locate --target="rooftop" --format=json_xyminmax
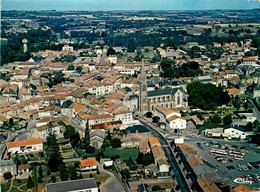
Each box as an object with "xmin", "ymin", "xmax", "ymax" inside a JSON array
[
  {"xmin": 7, "ymin": 138, "xmax": 42, "ymax": 148},
  {"xmin": 46, "ymin": 178, "xmax": 97, "ymax": 192}
]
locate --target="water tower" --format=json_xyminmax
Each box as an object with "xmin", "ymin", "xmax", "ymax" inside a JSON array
[{"xmin": 22, "ymin": 39, "xmax": 28, "ymax": 53}]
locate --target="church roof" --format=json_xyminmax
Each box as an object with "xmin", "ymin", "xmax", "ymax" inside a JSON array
[
  {"xmin": 147, "ymin": 88, "xmax": 173, "ymax": 97},
  {"xmin": 147, "ymin": 88, "xmax": 184, "ymax": 97}
]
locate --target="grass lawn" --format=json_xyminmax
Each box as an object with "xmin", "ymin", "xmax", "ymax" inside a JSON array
[
  {"xmin": 94, "ymin": 173, "xmax": 110, "ymax": 183},
  {"xmin": 104, "ymin": 148, "xmax": 138, "ymax": 160},
  {"xmin": 1, "ymin": 180, "xmax": 11, "ymax": 191}
]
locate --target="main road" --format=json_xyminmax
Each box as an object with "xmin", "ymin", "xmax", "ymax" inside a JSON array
[{"xmin": 138, "ymin": 117, "xmax": 191, "ymax": 192}]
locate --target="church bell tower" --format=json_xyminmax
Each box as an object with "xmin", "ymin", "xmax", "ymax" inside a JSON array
[{"xmin": 138, "ymin": 60, "xmax": 148, "ymax": 113}]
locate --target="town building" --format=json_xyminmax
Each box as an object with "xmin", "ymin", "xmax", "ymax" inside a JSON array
[
  {"xmin": 46, "ymin": 178, "xmax": 98, "ymax": 192},
  {"xmin": 80, "ymin": 159, "xmax": 98, "ymax": 171},
  {"xmin": 7, "ymin": 138, "xmax": 43, "ymax": 155},
  {"xmin": 0, "ymin": 159, "xmax": 17, "ymax": 178}
]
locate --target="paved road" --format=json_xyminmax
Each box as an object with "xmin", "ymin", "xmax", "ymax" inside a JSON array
[
  {"xmin": 99, "ymin": 164, "xmax": 125, "ymax": 192},
  {"xmin": 138, "ymin": 117, "xmax": 191, "ymax": 192}
]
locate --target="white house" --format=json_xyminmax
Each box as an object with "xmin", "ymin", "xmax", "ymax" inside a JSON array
[
  {"xmin": 80, "ymin": 159, "xmax": 98, "ymax": 171},
  {"xmin": 224, "ymin": 127, "xmax": 249, "ymax": 140},
  {"xmin": 154, "ymin": 105, "xmax": 181, "ymax": 122},
  {"xmin": 114, "ymin": 109, "xmax": 133, "ymax": 125},
  {"xmin": 101, "ymin": 158, "xmax": 113, "ymax": 167},
  {"xmin": 36, "ymin": 122, "xmax": 62, "ymax": 140},
  {"xmin": 107, "ymin": 55, "xmax": 117, "ymax": 64},
  {"xmin": 62, "ymin": 45, "xmax": 73, "ymax": 51},
  {"xmin": 158, "ymin": 159, "xmax": 170, "ymax": 172},
  {"xmin": 7, "ymin": 138, "xmax": 43, "ymax": 155},
  {"xmin": 166, "ymin": 116, "xmax": 187, "ymax": 130}
]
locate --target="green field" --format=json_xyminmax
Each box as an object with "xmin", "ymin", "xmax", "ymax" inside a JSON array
[{"xmin": 104, "ymin": 148, "xmax": 138, "ymax": 160}]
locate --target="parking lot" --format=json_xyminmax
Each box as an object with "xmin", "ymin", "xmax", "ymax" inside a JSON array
[{"xmin": 189, "ymin": 141, "xmax": 260, "ymax": 189}]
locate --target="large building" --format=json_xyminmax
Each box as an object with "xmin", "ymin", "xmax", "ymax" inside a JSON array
[
  {"xmin": 46, "ymin": 178, "xmax": 98, "ymax": 192},
  {"xmin": 138, "ymin": 62, "xmax": 188, "ymax": 113},
  {"xmin": 7, "ymin": 138, "xmax": 43, "ymax": 155}
]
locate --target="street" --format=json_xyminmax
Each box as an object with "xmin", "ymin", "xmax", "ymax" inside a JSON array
[{"xmin": 138, "ymin": 117, "xmax": 191, "ymax": 192}]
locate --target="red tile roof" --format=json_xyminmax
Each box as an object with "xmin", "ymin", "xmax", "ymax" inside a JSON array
[
  {"xmin": 7, "ymin": 138, "xmax": 42, "ymax": 148},
  {"xmin": 80, "ymin": 159, "xmax": 98, "ymax": 167}
]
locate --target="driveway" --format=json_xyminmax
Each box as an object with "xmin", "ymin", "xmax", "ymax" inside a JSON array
[{"xmin": 99, "ymin": 164, "xmax": 125, "ymax": 192}]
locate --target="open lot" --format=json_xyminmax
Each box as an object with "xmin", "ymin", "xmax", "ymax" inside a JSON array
[{"xmin": 190, "ymin": 141, "xmax": 260, "ymax": 188}]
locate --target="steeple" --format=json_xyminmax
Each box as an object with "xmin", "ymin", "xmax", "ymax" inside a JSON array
[
  {"xmin": 141, "ymin": 59, "xmax": 146, "ymax": 82},
  {"xmin": 138, "ymin": 59, "xmax": 149, "ymax": 113}
]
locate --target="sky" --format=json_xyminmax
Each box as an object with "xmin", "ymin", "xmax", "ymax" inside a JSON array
[{"xmin": 1, "ymin": 0, "xmax": 260, "ymax": 11}]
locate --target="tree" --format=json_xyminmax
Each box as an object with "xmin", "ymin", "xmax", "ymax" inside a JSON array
[
  {"xmin": 152, "ymin": 185, "xmax": 162, "ymax": 191},
  {"xmin": 46, "ymin": 134, "xmax": 63, "ymax": 172},
  {"xmin": 145, "ymin": 112, "xmax": 153, "ymax": 118},
  {"xmin": 106, "ymin": 130, "xmax": 112, "ymax": 141},
  {"xmin": 59, "ymin": 163, "xmax": 68, "ymax": 181},
  {"xmin": 120, "ymin": 169, "xmax": 131, "ymax": 179},
  {"xmin": 142, "ymin": 153, "xmax": 153, "ymax": 166},
  {"xmin": 38, "ymin": 166, "xmax": 43, "ymax": 178},
  {"xmin": 68, "ymin": 165, "xmax": 78, "ymax": 180},
  {"xmin": 67, "ymin": 64, "xmax": 75, "ymax": 70},
  {"xmin": 76, "ymin": 66, "xmax": 83, "ymax": 73},
  {"xmin": 111, "ymin": 138, "xmax": 121, "ymax": 148},
  {"xmin": 27, "ymin": 176, "xmax": 34, "ymax": 188},
  {"xmin": 38, "ymin": 176, "xmax": 43, "ymax": 183},
  {"xmin": 128, "ymin": 38, "xmax": 136, "ymax": 52},
  {"xmin": 223, "ymin": 114, "xmax": 232, "ymax": 125},
  {"xmin": 152, "ymin": 116, "xmax": 160, "ymax": 124},
  {"xmin": 85, "ymin": 145, "xmax": 95, "ymax": 153},
  {"xmin": 3, "ymin": 172, "xmax": 12, "ymax": 180},
  {"xmin": 210, "ymin": 114, "xmax": 222, "ymax": 124},
  {"xmin": 81, "ymin": 121, "xmax": 90, "ymax": 149},
  {"xmin": 246, "ymin": 122, "xmax": 253, "ymax": 131},
  {"xmin": 107, "ymin": 47, "xmax": 116, "ymax": 56},
  {"xmin": 187, "ymin": 81, "xmax": 230, "ymax": 110},
  {"xmin": 97, "ymin": 167, "xmax": 100, "ymax": 175},
  {"xmin": 78, "ymin": 173, "xmax": 83, "ymax": 179},
  {"xmin": 126, "ymin": 157, "xmax": 138, "ymax": 170},
  {"xmin": 50, "ymin": 175, "xmax": 56, "ymax": 183}
]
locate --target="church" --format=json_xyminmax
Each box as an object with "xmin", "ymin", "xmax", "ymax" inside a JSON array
[{"xmin": 138, "ymin": 62, "xmax": 188, "ymax": 114}]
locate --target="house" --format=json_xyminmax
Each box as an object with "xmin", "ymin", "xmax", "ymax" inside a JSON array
[
  {"xmin": 18, "ymin": 164, "xmax": 30, "ymax": 175},
  {"xmin": 80, "ymin": 159, "xmax": 98, "ymax": 171},
  {"xmin": 7, "ymin": 138, "xmax": 43, "ymax": 155},
  {"xmin": 154, "ymin": 105, "xmax": 181, "ymax": 122},
  {"xmin": 0, "ymin": 159, "xmax": 17, "ymax": 178},
  {"xmin": 126, "ymin": 125, "xmax": 152, "ymax": 139},
  {"xmin": 90, "ymin": 130, "xmax": 106, "ymax": 149},
  {"xmin": 100, "ymin": 158, "xmax": 113, "ymax": 167},
  {"xmin": 148, "ymin": 136, "xmax": 161, "ymax": 148},
  {"xmin": 46, "ymin": 178, "xmax": 98, "ymax": 192},
  {"xmin": 224, "ymin": 126, "xmax": 249, "ymax": 140},
  {"xmin": 139, "ymin": 140, "xmax": 151, "ymax": 154},
  {"xmin": 36, "ymin": 122, "xmax": 62, "ymax": 140},
  {"xmin": 121, "ymin": 135, "xmax": 144, "ymax": 148},
  {"xmin": 166, "ymin": 116, "xmax": 187, "ymax": 130},
  {"xmin": 204, "ymin": 128, "xmax": 229, "ymax": 138},
  {"xmin": 114, "ymin": 109, "xmax": 133, "ymax": 126}
]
